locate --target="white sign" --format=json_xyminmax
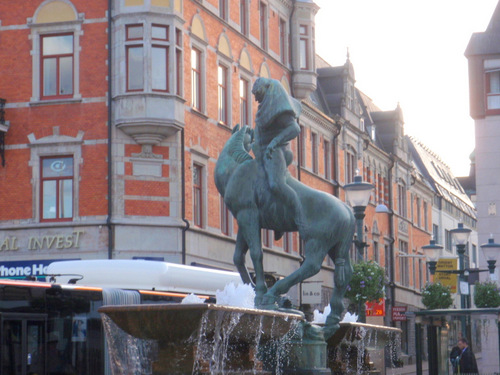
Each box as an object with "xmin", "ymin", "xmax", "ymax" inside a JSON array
[
  {"xmin": 460, "ymin": 281, "xmax": 470, "ymax": 295},
  {"xmin": 301, "ymin": 282, "xmax": 322, "ymax": 304}
]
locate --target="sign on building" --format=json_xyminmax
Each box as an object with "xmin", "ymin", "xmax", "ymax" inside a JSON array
[
  {"xmin": 366, "ymin": 298, "xmax": 385, "ymax": 316},
  {"xmin": 301, "ymin": 281, "xmax": 322, "ymax": 304},
  {"xmin": 435, "ymin": 258, "xmax": 458, "ymax": 293},
  {"xmin": 392, "ymin": 306, "xmax": 408, "ymax": 321}
]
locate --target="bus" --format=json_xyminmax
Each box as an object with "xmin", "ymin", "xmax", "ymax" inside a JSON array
[{"xmin": 0, "ymin": 259, "xmax": 242, "ymax": 375}]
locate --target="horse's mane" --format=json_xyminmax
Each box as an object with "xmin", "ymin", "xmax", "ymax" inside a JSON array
[{"xmin": 224, "ymin": 125, "xmax": 253, "ymax": 163}]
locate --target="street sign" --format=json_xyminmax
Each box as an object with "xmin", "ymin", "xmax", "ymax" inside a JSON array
[
  {"xmin": 435, "ymin": 258, "xmax": 458, "ymax": 293},
  {"xmin": 392, "ymin": 306, "xmax": 407, "ymax": 321}
]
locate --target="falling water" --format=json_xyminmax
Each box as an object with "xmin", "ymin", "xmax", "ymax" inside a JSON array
[{"xmin": 101, "ymin": 289, "xmax": 156, "ymax": 375}]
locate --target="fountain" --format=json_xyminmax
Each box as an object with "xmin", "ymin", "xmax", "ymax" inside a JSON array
[{"xmin": 99, "ymin": 79, "xmax": 400, "ymax": 374}]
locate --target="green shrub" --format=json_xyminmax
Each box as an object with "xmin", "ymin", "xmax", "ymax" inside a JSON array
[
  {"xmin": 421, "ymin": 282, "xmax": 453, "ymax": 310},
  {"xmin": 474, "ymin": 281, "xmax": 500, "ymax": 308},
  {"xmin": 345, "ymin": 260, "xmax": 386, "ymax": 304}
]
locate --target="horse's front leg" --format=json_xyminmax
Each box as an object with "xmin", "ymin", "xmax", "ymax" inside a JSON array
[
  {"xmin": 237, "ymin": 209, "xmax": 267, "ymax": 306},
  {"xmin": 233, "ymin": 230, "xmax": 253, "ymax": 286}
]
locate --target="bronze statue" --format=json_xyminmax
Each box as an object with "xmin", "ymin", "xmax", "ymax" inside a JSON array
[{"xmin": 214, "ymin": 78, "xmax": 355, "ymax": 338}]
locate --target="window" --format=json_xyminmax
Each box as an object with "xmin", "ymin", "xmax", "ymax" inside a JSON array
[
  {"xmin": 191, "ymin": 47, "xmax": 202, "ymax": 111},
  {"xmin": 345, "ymin": 148, "xmax": 356, "ymax": 183},
  {"xmin": 299, "ymin": 25, "xmax": 309, "ymax": 70},
  {"xmin": 240, "ymin": 78, "xmax": 250, "ymax": 126},
  {"xmin": 152, "ymin": 25, "xmax": 169, "ymax": 92},
  {"xmin": 260, "ymin": 2, "xmax": 268, "ymax": 50},
  {"xmin": 279, "ymin": 19, "xmax": 287, "ymax": 64},
  {"xmin": 220, "ymin": 198, "xmax": 230, "ymax": 235},
  {"xmin": 41, "ymin": 34, "xmax": 74, "ymax": 99},
  {"xmin": 423, "ymin": 201, "xmax": 428, "ymax": 231},
  {"xmin": 487, "ymin": 71, "xmax": 500, "ymax": 109},
  {"xmin": 218, "ymin": 65, "xmax": 228, "ymax": 125},
  {"xmin": 311, "ymin": 132, "xmax": 318, "ymax": 173},
  {"xmin": 399, "ymin": 240, "xmax": 409, "ymax": 287},
  {"xmin": 373, "ymin": 241, "xmax": 379, "ymax": 263},
  {"xmin": 240, "ymin": 0, "xmax": 248, "ymax": 36},
  {"xmin": 416, "ymin": 197, "xmax": 421, "ymax": 227},
  {"xmin": 485, "ymin": 60, "xmax": 500, "ymax": 111},
  {"xmin": 193, "ymin": 164, "xmax": 203, "ymax": 227},
  {"xmin": 433, "ymin": 224, "xmax": 439, "ymax": 243},
  {"xmin": 262, "ymin": 229, "xmax": 271, "ymax": 248},
  {"xmin": 41, "ymin": 156, "xmax": 73, "ymax": 221},
  {"xmin": 175, "ymin": 28, "xmax": 183, "ymax": 96},
  {"xmin": 445, "ymin": 229, "xmax": 452, "ymax": 251},
  {"xmin": 299, "ymin": 126, "xmax": 306, "ymax": 168},
  {"xmin": 283, "ymin": 232, "xmax": 293, "ymax": 253},
  {"xmin": 126, "ymin": 25, "xmax": 144, "ymax": 91},
  {"xmin": 324, "ymin": 140, "xmax": 331, "ymax": 180},
  {"xmin": 398, "ymin": 183, "xmax": 407, "ymax": 218},
  {"xmin": 219, "ymin": 0, "xmax": 228, "ymax": 21},
  {"xmin": 124, "ymin": 24, "xmax": 171, "ymax": 93}
]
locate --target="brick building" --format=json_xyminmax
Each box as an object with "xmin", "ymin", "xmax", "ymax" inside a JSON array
[{"xmin": 0, "ymin": 0, "xmax": 464, "ymax": 364}]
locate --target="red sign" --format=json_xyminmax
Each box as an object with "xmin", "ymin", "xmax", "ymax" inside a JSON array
[
  {"xmin": 365, "ymin": 299, "xmax": 385, "ymax": 316},
  {"xmin": 392, "ymin": 306, "xmax": 408, "ymax": 321}
]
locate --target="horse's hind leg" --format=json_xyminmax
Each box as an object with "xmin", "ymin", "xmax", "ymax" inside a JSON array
[
  {"xmin": 262, "ymin": 238, "xmax": 325, "ymax": 307},
  {"xmin": 234, "ymin": 231, "xmax": 253, "ymax": 286},
  {"xmin": 236, "ymin": 209, "xmax": 267, "ymax": 306},
  {"xmin": 324, "ymin": 244, "xmax": 353, "ymax": 339}
]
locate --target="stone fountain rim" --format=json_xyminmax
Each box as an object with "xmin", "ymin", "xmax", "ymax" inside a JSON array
[{"xmin": 99, "ymin": 302, "xmax": 305, "ymax": 320}]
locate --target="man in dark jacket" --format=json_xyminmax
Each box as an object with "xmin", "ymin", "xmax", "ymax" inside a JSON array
[{"xmin": 457, "ymin": 338, "xmax": 478, "ymax": 374}]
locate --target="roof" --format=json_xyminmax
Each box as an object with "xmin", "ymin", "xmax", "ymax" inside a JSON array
[
  {"xmin": 465, "ymin": 1, "xmax": 500, "ymax": 56},
  {"xmin": 408, "ymin": 136, "xmax": 476, "ymax": 219}
]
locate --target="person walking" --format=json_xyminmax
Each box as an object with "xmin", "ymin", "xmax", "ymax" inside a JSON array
[{"xmin": 457, "ymin": 338, "xmax": 478, "ymax": 374}]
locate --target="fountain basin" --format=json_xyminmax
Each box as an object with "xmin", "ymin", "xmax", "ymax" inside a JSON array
[{"xmin": 99, "ymin": 303, "xmax": 304, "ymax": 374}]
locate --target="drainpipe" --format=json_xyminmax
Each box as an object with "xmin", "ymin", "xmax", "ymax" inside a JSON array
[
  {"xmin": 332, "ymin": 121, "xmax": 341, "ymax": 197},
  {"xmin": 181, "ymin": 129, "xmax": 189, "ymax": 265},
  {"xmin": 388, "ymin": 155, "xmax": 396, "ymax": 326},
  {"xmin": 106, "ymin": 0, "xmax": 114, "ymax": 259}
]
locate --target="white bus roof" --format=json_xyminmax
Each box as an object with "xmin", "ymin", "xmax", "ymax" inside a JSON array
[{"xmin": 46, "ymin": 260, "xmax": 242, "ymax": 296}]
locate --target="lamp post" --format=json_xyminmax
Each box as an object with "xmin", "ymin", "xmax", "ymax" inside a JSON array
[
  {"xmin": 344, "ymin": 175, "xmax": 374, "ymax": 263},
  {"xmin": 422, "ymin": 239, "xmax": 444, "ymax": 277},
  {"xmin": 480, "ymin": 237, "xmax": 500, "ymax": 278},
  {"xmin": 450, "ymin": 223, "xmax": 472, "ymax": 310}
]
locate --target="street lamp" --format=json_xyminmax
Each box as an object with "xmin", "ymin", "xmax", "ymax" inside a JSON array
[
  {"xmin": 422, "ymin": 239, "xmax": 444, "ymax": 276},
  {"xmin": 344, "ymin": 175, "xmax": 374, "ymax": 262},
  {"xmin": 480, "ymin": 237, "xmax": 500, "ymax": 277},
  {"xmin": 450, "ymin": 223, "xmax": 472, "ymax": 310}
]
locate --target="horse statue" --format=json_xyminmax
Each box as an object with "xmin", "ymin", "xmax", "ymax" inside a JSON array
[{"xmin": 215, "ymin": 106, "xmax": 355, "ymax": 338}]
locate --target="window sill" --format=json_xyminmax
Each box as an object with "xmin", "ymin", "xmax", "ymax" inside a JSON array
[
  {"xmin": 30, "ymin": 98, "xmax": 82, "ymax": 107},
  {"xmin": 190, "ymin": 108, "xmax": 209, "ymax": 120},
  {"xmin": 217, "ymin": 122, "xmax": 233, "ymax": 132}
]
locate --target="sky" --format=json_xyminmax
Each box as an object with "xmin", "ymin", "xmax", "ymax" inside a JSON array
[{"xmin": 313, "ymin": 0, "xmax": 499, "ymax": 177}]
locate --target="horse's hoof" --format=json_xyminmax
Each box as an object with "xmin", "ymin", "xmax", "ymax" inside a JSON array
[{"xmin": 257, "ymin": 303, "xmax": 279, "ymax": 311}]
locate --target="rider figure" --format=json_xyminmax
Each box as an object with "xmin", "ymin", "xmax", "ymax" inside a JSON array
[{"xmin": 252, "ymin": 78, "xmax": 302, "ymax": 230}]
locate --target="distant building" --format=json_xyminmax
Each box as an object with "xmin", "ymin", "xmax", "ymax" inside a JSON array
[
  {"xmin": 409, "ymin": 137, "xmax": 478, "ymax": 306},
  {"xmin": 465, "ymin": 0, "xmax": 500, "ymax": 281}
]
